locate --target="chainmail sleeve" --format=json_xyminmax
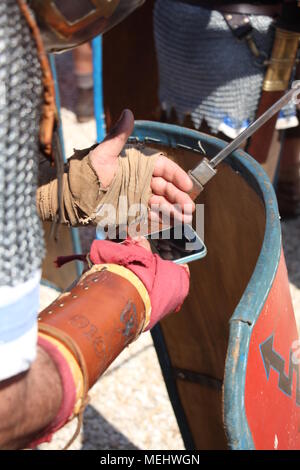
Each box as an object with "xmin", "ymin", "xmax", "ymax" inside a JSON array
[{"xmin": 0, "ymin": 0, "xmax": 44, "ymax": 287}]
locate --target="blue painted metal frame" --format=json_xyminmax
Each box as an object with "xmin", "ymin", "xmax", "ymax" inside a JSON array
[
  {"xmin": 92, "ymin": 36, "xmax": 107, "ymax": 241},
  {"xmin": 130, "ymin": 121, "xmax": 282, "ymax": 450},
  {"xmin": 92, "ymin": 36, "xmax": 106, "ymax": 143},
  {"xmin": 49, "ymin": 55, "xmax": 82, "ymax": 276}
]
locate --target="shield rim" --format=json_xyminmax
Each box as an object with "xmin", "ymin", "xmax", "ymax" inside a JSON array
[{"xmin": 129, "ymin": 121, "xmax": 281, "ymax": 450}]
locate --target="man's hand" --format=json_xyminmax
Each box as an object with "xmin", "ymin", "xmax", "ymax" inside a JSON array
[
  {"xmin": 90, "ymin": 109, "xmax": 195, "ymax": 224},
  {"xmin": 90, "ymin": 236, "xmax": 190, "ymax": 331}
]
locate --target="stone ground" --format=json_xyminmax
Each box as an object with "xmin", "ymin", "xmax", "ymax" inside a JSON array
[{"xmin": 38, "ymin": 53, "xmax": 300, "ymax": 450}]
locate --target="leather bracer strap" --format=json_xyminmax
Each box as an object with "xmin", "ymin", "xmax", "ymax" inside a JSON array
[
  {"xmin": 38, "ymin": 264, "xmax": 151, "ymax": 393},
  {"xmin": 18, "ymin": 0, "xmax": 57, "ymax": 159}
]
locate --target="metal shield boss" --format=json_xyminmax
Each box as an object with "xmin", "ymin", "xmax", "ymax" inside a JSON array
[{"xmin": 29, "ymin": 0, "xmax": 145, "ymax": 52}]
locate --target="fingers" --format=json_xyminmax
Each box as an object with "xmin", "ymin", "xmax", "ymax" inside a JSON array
[
  {"xmin": 149, "ymin": 194, "xmax": 193, "ymax": 225},
  {"xmin": 130, "ymin": 236, "xmax": 152, "ymax": 252},
  {"xmin": 181, "ymin": 264, "xmax": 190, "ymax": 277},
  {"xmin": 91, "ymin": 109, "xmax": 134, "ymax": 164},
  {"xmin": 153, "ymin": 155, "xmax": 193, "ymax": 193},
  {"xmin": 89, "ymin": 109, "xmax": 134, "ymax": 185},
  {"xmin": 151, "ymin": 155, "xmax": 195, "ymax": 225},
  {"xmin": 151, "ymin": 177, "xmax": 195, "ymax": 213}
]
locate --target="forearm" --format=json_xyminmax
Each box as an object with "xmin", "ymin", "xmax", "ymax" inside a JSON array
[
  {"xmin": 0, "ymin": 346, "xmax": 62, "ymax": 449},
  {"xmin": 0, "ymin": 239, "xmax": 189, "ymax": 449}
]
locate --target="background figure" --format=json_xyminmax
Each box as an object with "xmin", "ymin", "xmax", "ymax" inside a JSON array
[
  {"xmin": 153, "ymin": 0, "xmax": 300, "ymax": 216},
  {"xmin": 73, "ymin": 42, "xmax": 94, "ymax": 122},
  {"xmin": 153, "ymin": 0, "xmax": 274, "ymax": 138}
]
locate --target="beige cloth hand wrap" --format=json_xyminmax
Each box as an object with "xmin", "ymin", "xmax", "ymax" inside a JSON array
[{"xmin": 37, "ymin": 144, "xmax": 161, "ymax": 227}]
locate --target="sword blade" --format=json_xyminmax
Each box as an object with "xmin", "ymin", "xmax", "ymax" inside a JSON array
[{"xmin": 209, "ymin": 86, "xmax": 298, "ymax": 168}]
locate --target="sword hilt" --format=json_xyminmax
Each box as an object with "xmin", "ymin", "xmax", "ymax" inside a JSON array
[{"xmin": 188, "ymin": 158, "xmax": 217, "ymax": 200}]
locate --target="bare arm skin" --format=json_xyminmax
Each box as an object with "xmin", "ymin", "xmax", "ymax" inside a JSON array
[{"xmin": 0, "ymin": 346, "xmax": 62, "ymax": 449}]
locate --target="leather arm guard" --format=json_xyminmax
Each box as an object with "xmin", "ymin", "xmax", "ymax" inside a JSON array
[
  {"xmin": 36, "ymin": 262, "xmax": 151, "ymax": 448},
  {"xmin": 34, "ymin": 239, "xmax": 189, "ymax": 448},
  {"xmin": 38, "ymin": 263, "xmax": 151, "ymax": 389}
]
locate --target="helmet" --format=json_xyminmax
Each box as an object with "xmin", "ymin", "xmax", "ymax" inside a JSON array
[{"xmin": 29, "ymin": 0, "xmax": 145, "ymax": 52}]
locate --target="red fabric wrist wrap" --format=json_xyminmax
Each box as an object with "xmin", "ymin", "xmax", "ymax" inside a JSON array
[
  {"xmin": 29, "ymin": 336, "xmax": 77, "ymax": 448},
  {"xmin": 89, "ymin": 238, "xmax": 190, "ymax": 330}
]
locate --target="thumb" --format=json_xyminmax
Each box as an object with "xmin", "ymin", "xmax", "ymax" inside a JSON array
[{"xmin": 92, "ymin": 109, "xmax": 134, "ymax": 165}]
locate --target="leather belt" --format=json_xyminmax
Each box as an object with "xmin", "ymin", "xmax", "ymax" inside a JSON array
[{"xmin": 176, "ymin": 1, "xmax": 283, "ymax": 17}]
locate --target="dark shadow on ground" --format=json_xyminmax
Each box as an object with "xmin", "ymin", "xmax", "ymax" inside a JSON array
[{"xmin": 81, "ymin": 404, "xmax": 139, "ymax": 450}]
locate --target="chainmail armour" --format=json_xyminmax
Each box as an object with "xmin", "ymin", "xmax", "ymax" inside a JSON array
[
  {"xmin": 154, "ymin": 0, "xmax": 274, "ymax": 133},
  {"xmin": 0, "ymin": 0, "xmax": 44, "ymax": 286}
]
